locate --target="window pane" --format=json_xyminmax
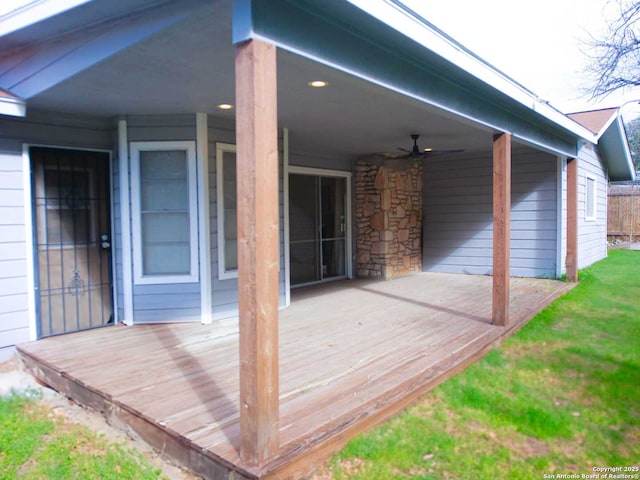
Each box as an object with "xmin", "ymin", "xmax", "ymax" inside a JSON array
[
  {"xmin": 139, "ymin": 149, "xmax": 191, "ymax": 276},
  {"xmin": 225, "ymin": 239, "xmax": 238, "ymax": 271},
  {"xmin": 142, "ymin": 212, "xmax": 190, "ymax": 243},
  {"xmin": 222, "ymin": 150, "xmax": 237, "ymax": 272},
  {"xmin": 140, "ymin": 151, "xmax": 188, "ymax": 211},
  {"xmin": 586, "ymin": 177, "xmax": 595, "ymax": 218},
  {"xmin": 143, "ymin": 244, "xmax": 191, "ymax": 275}
]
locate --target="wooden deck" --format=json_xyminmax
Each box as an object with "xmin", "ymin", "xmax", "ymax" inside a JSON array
[{"xmin": 17, "ymin": 273, "xmax": 573, "ymax": 479}]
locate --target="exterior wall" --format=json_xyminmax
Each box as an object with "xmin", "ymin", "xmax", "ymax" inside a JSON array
[
  {"xmin": 289, "ymin": 152, "xmax": 352, "ymax": 172},
  {"xmin": 0, "ymin": 110, "xmax": 113, "ymax": 360},
  {"xmin": 208, "ymin": 116, "xmax": 287, "ymax": 321},
  {"xmin": 123, "ymin": 115, "xmax": 201, "ymax": 323},
  {"xmin": 423, "ymin": 150, "xmax": 558, "ymax": 278},
  {"xmin": 576, "ymin": 143, "xmax": 608, "ymax": 269},
  {"xmin": 355, "ymin": 159, "xmax": 423, "ymax": 279}
]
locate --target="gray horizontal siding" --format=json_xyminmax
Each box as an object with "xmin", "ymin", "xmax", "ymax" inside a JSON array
[
  {"xmin": 206, "ymin": 116, "xmax": 236, "ymax": 320},
  {"xmin": 423, "ymin": 150, "xmax": 558, "ymax": 278},
  {"xmin": 132, "ymin": 283, "xmax": 201, "ymax": 323},
  {"xmin": 120, "ymin": 115, "xmax": 202, "ymax": 323},
  {"xmin": 208, "ymin": 115, "xmax": 287, "ymax": 320},
  {"xmin": 289, "ymin": 151, "xmax": 352, "ymax": 171},
  {"xmin": 576, "ymin": 144, "xmax": 608, "ymax": 269},
  {"xmin": 0, "ymin": 109, "xmax": 114, "ymax": 352}
]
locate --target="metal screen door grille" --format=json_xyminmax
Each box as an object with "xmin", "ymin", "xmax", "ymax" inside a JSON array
[{"xmin": 31, "ymin": 147, "xmax": 113, "ymax": 338}]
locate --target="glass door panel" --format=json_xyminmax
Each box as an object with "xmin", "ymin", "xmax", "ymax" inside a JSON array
[
  {"xmin": 320, "ymin": 177, "xmax": 346, "ymax": 280},
  {"xmin": 322, "ymin": 239, "xmax": 346, "ymax": 278},
  {"xmin": 289, "ymin": 173, "xmax": 348, "ymax": 286},
  {"xmin": 289, "ymin": 174, "xmax": 320, "ymax": 285}
]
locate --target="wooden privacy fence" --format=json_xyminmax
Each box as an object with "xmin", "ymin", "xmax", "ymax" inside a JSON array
[{"xmin": 608, "ymin": 185, "xmax": 640, "ymax": 240}]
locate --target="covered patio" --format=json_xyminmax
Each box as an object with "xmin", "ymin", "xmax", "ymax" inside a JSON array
[{"xmin": 18, "ymin": 272, "xmax": 573, "ymax": 479}]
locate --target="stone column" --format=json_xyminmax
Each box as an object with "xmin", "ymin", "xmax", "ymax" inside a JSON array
[{"xmin": 355, "ymin": 158, "xmax": 423, "ymax": 280}]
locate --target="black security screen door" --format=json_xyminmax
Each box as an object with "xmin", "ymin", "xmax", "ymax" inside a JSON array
[{"xmin": 31, "ymin": 147, "xmax": 113, "ymax": 337}]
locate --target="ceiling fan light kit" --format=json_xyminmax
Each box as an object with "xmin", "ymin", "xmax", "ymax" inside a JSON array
[{"xmin": 396, "ymin": 134, "xmax": 464, "ymax": 159}]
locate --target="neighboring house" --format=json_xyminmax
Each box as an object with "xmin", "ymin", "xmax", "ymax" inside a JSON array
[{"xmin": 0, "ymin": 0, "xmax": 635, "ymax": 470}]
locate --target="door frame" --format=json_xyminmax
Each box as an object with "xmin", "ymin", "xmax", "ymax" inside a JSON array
[
  {"xmin": 287, "ymin": 165, "xmax": 353, "ymax": 287},
  {"xmin": 23, "ymin": 144, "xmax": 116, "ymax": 340}
]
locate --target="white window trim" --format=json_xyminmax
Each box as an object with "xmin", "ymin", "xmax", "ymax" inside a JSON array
[
  {"xmin": 585, "ymin": 173, "xmax": 597, "ymax": 221},
  {"xmin": 130, "ymin": 141, "xmax": 199, "ymax": 285},
  {"xmin": 216, "ymin": 142, "xmax": 238, "ymax": 280}
]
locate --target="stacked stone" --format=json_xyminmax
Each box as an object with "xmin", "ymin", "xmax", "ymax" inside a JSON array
[{"xmin": 355, "ymin": 159, "xmax": 423, "ymax": 279}]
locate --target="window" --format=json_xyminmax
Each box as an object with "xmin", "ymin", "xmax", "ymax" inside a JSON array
[
  {"xmin": 216, "ymin": 143, "xmax": 238, "ymax": 279},
  {"xmin": 131, "ymin": 141, "xmax": 198, "ymax": 284},
  {"xmin": 585, "ymin": 175, "xmax": 597, "ymax": 221}
]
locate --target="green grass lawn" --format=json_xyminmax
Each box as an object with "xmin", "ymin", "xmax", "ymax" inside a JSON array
[
  {"xmin": 0, "ymin": 390, "xmax": 165, "ymax": 479},
  {"xmin": 324, "ymin": 250, "xmax": 640, "ymax": 479},
  {"xmin": 2, "ymin": 252, "xmax": 638, "ymax": 480}
]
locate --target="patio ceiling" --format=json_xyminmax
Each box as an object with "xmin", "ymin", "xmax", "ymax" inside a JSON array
[{"xmin": 21, "ymin": 0, "xmax": 502, "ymax": 159}]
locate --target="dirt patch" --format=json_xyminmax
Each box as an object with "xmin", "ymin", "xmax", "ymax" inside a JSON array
[
  {"xmin": 0, "ymin": 355, "xmax": 199, "ymax": 480},
  {"xmin": 510, "ymin": 436, "xmax": 550, "ymax": 459},
  {"xmin": 309, "ymin": 457, "xmax": 366, "ymax": 480}
]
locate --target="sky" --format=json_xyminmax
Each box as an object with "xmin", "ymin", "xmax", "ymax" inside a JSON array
[{"xmin": 402, "ymin": 0, "xmax": 640, "ymax": 120}]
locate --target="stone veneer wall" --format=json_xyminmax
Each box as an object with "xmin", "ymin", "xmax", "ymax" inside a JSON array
[{"xmin": 355, "ymin": 159, "xmax": 423, "ymax": 279}]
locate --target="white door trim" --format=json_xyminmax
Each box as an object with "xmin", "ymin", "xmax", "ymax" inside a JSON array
[
  {"xmin": 118, "ymin": 120, "xmax": 134, "ymax": 325},
  {"xmin": 23, "ymin": 143, "xmax": 117, "ymax": 338},
  {"xmin": 196, "ymin": 113, "xmax": 212, "ymax": 324}
]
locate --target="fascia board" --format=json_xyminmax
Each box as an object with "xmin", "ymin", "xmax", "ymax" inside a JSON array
[
  {"xmin": 600, "ymin": 115, "xmax": 636, "ymax": 181},
  {"xmin": 594, "ymin": 109, "xmax": 620, "ymax": 141},
  {"xmin": 2, "ymin": 1, "xmax": 201, "ymax": 99},
  {"xmin": 0, "ymin": 89, "xmax": 25, "ymax": 116},
  {"xmin": 0, "ymin": 0, "xmax": 94, "ymax": 37},
  {"xmin": 345, "ymin": 0, "xmax": 595, "ymax": 142}
]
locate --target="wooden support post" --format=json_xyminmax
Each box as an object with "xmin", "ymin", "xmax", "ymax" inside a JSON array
[
  {"xmin": 566, "ymin": 158, "xmax": 578, "ymax": 282},
  {"xmin": 492, "ymin": 133, "xmax": 511, "ymax": 326},
  {"xmin": 235, "ymin": 38, "xmax": 279, "ymax": 465}
]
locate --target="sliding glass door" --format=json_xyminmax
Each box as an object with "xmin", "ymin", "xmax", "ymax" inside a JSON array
[{"xmin": 289, "ymin": 172, "xmax": 348, "ymax": 286}]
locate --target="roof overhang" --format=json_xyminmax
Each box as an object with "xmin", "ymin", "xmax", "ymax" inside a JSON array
[
  {"xmin": 0, "ymin": 87, "xmax": 25, "ymax": 116},
  {"xmin": 233, "ymin": 0, "xmax": 593, "ymax": 158},
  {"xmin": 599, "ymin": 114, "xmax": 636, "ymax": 182},
  {"xmin": 0, "ymin": 0, "xmax": 203, "ymax": 100},
  {"xmin": 0, "ymin": 0, "xmax": 93, "ymax": 39}
]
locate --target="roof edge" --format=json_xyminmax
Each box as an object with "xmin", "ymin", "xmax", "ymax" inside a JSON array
[
  {"xmin": 346, "ymin": 0, "xmax": 597, "ymax": 143},
  {"xmin": 0, "ymin": 0, "xmax": 94, "ymax": 37},
  {"xmin": 0, "ymin": 88, "xmax": 26, "ymax": 117}
]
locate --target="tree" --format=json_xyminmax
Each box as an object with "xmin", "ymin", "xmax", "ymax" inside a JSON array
[
  {"xmin": 625, "ymin": 117, "xmax": 640, "ymax": 170},
  {"xmin": 584, "ymin": 0, "xmax": 640, "ymax": 99}
]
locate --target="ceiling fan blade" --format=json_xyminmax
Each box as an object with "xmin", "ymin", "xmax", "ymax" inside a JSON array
[
  {"xmin": 398, "ymin": 147, "xmax": 412, "ymax": 154},
  {"xmin": 424, "ymin": 149, "xmax": 464, "ymax": 156}
]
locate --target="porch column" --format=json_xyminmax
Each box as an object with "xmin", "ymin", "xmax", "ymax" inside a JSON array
[
  {"xmin": 235, "ymin": 38, "xmax": 280, "ymax": 465},
  {"xmin": 566, "ymin": 158, "xmax": 578, "ymax": 282},
  {"xmin": 492, "ymin": 133, "xmax": 511, "ymax": 326}
]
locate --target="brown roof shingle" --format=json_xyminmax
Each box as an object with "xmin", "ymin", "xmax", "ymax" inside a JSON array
[{"xmin": 568, "ymin": 107, "xmax": 618, "ymax": 135}]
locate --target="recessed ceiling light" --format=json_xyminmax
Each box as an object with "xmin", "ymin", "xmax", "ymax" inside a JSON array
[
  {"xmin": 424, "ymin": 148, "xmax": 433, "ymax": 152},
  {"xmin": 308, "ymin": 80, "xmax": 328, "ymax": 88},
  {"xmin": 217, "ymin": 103, "xmax": 234, "ymax": 110}
]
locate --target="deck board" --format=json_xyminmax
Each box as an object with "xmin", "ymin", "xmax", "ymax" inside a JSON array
[{"xmin": 17, "ymin": 272, "xmax": 573, "ymax": 479}]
